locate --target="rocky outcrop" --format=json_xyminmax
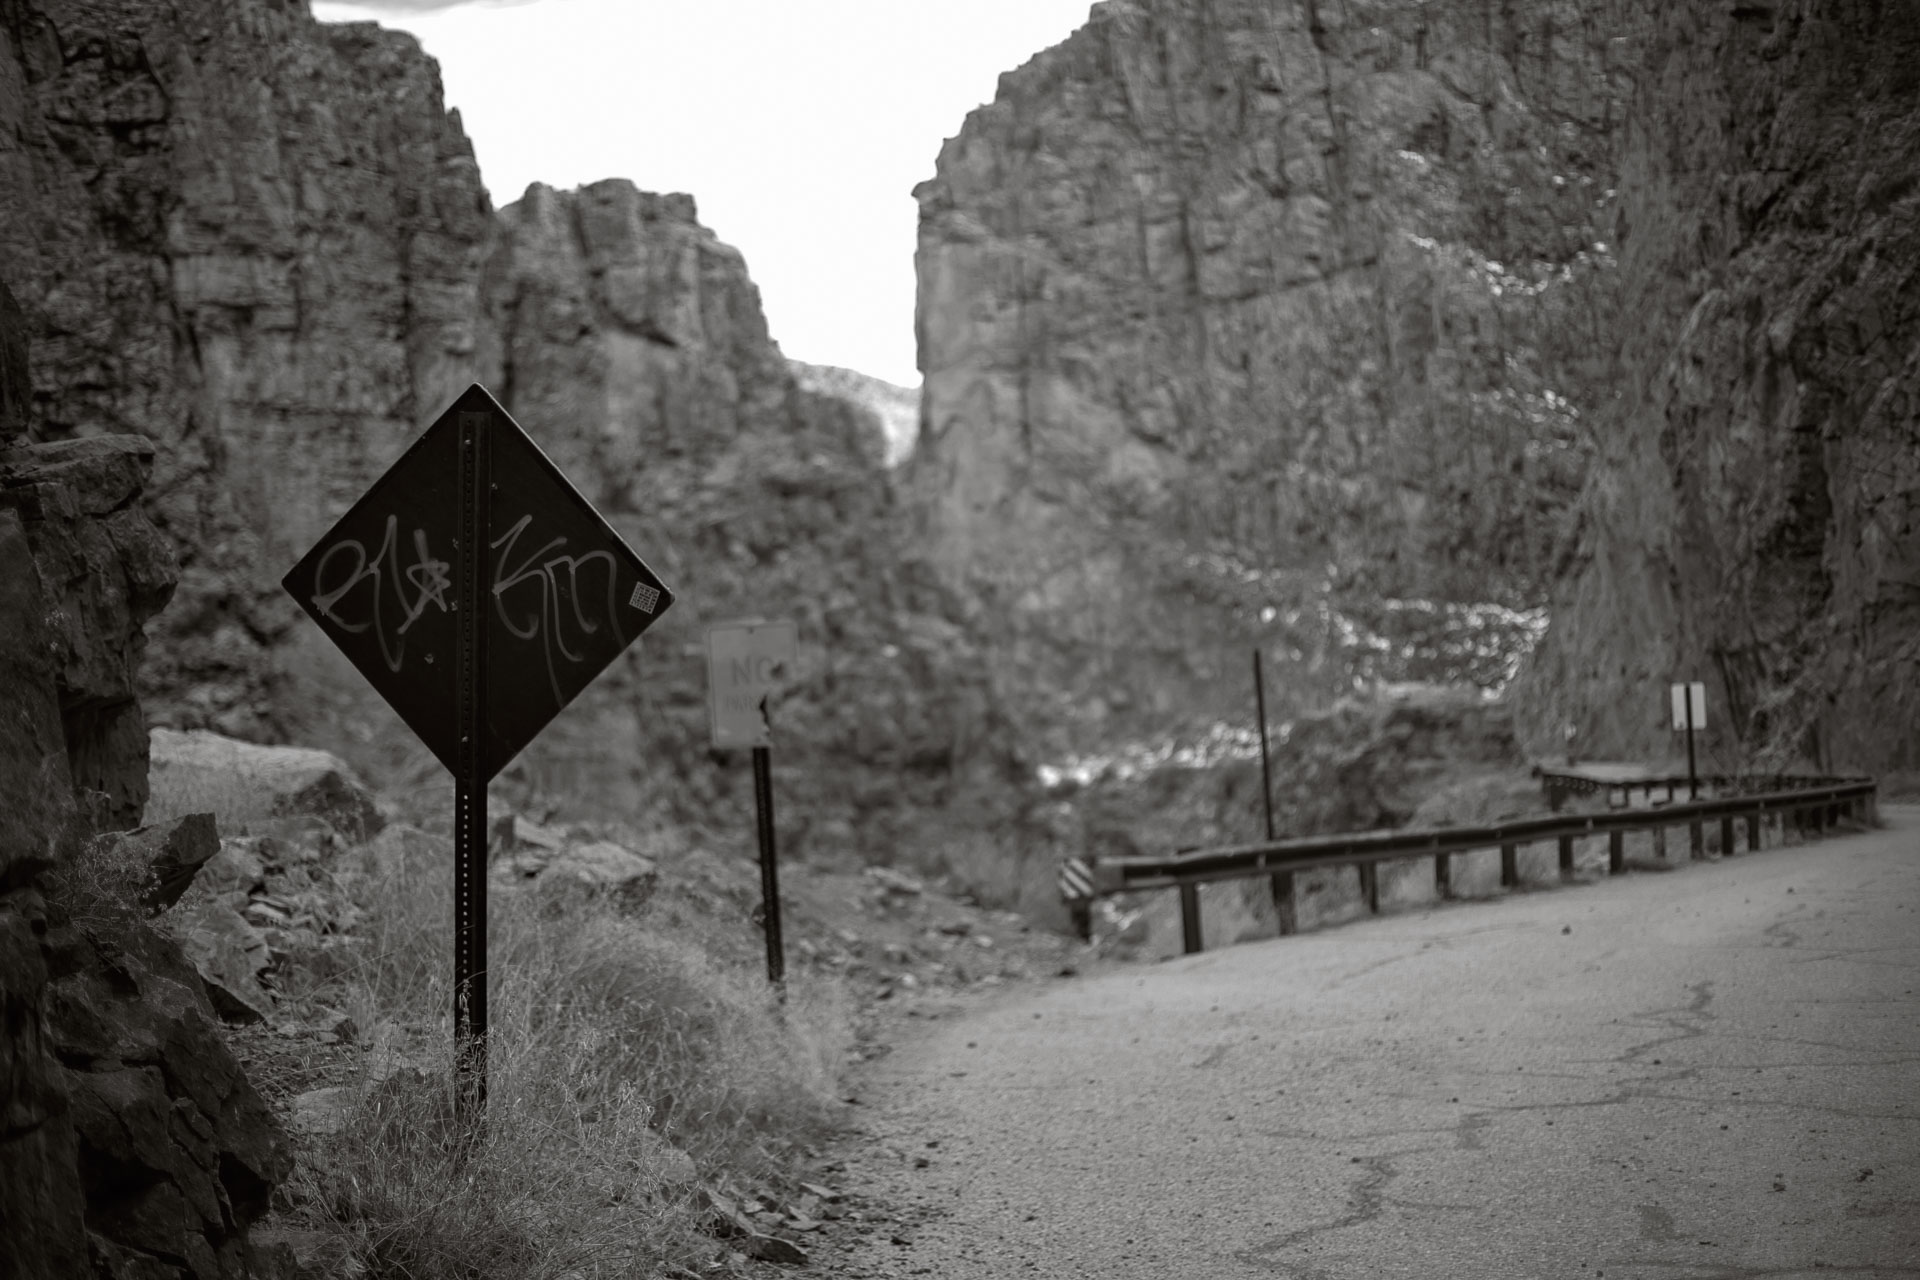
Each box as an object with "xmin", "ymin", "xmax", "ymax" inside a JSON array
[
  {"xmin": 910, "ymin": 0, "xmax": 1624, "ymax": 753},
  {"xmin": 1511, "ymin": 2, "xmax": 1920, "ymax": 774},
  {"xmin": 42, "ymin": 905, "xmax": 292, "ymax": 1277},
  {"xmin": 0, "ymin": 434, "xmax": 178, "ymax": 831}
]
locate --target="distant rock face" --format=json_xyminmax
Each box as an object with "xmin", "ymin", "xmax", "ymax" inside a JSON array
[
  {"xmin": 1512, "ymin": 3, "xmax": 1920, "ymax": 773},
  {"xmin": 479, "ymin": 180, "xmax": 1009, "ymax": 856},
  {"xmin": 790, "ymin": 359, "xmax": 920, "ymax": 466},
  {"xmin": 910, "ymin": 0, "xmax": 1621, "ymax": 751}
]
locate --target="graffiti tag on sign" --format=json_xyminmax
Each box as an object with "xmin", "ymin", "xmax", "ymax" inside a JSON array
[{"xmin": 282, "ymin": 384, "xmax": 674, "ymax": 781}]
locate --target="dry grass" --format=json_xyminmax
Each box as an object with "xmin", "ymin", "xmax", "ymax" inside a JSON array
[
  {"xmin": 285, "ymin": 830, "xmax": 853, "ymax": 1279},
  {"xmin": 44, "ymin": 826, "xmax": 158, "ymax": 924}
]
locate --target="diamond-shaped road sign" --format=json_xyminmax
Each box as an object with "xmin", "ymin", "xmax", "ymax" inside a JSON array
[{"xmin": 282, "ymin": 384, "xmax": 674, "ymax": 780}]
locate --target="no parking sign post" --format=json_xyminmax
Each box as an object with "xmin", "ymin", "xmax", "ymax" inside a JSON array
[{"xmin": 708, "ymin": 619, "xmax": 798, "ymax": 993}]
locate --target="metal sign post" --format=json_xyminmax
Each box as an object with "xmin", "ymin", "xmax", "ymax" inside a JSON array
[
  {"xmin": 1253, "ymin": 649, "xmax": 1295, "ymax": 935},
  {"xmin": 454, "ymin": 408, "xmax": 491, "ymax": 1117},
  {"xmin": 752, "ymin": 746, "xmax": 784, "ymax": 992},
  {"xmin": 1670, "ymin": 681, "xmax": 1706, "ymax": 800},
  {"xmin": 283, "ymin": 385, "xmax": 675, "ymax": 1128},
  {"xmin": 707, "ymin": 619, "xmax": 797, "ymax": 994}
]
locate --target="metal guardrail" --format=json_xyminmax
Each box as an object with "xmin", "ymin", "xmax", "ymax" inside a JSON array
[
  {"xmin": 1534, "ymin": 769, "xmax": 1862, "ymax": 810},
  {"xmin": 1085, "ymin": 776, "xmax": 1879, "ymax": 955}
]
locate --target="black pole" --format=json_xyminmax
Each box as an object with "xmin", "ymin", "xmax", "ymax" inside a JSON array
[
  {"xmin": 1254, "ymin": 649, "xmax": 1295, "ymax": 934},
  {"xmin": 1684, "ymin": 683, "xmax": 1699, "ymax": 801},
  {"xmin": 752, "ymin": 745, "xmax": 785, "ymax": 994},
  {"xmin": 454, "ymin": 408, "xmax": 492, "ymax": 1126},
  {"xmin": 1253, "ymin": 649, "xmax": 1275, "ymax": 841}
]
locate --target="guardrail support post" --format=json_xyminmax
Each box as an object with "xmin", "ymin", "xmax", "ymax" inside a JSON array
[
  {"xmin": 1436, "ymin": 853, "xmax": 1452, "ymax": 899},
  {"xmin": 1719, "ymin": 816, "xmax": 1735, "ymax": 857},
  {"xmin": 1557, "ymin": 835, "xmax": 1575, "ymax": 881},
  {"xmin": 1359, "ymin": 863, "xmax": 1379, "ymax": 914},
  {"xmin": 1179, "ymin": 883, "xmax": 1202, "ymax": 955},
  {"xmin": 1747, "ymin": 812, "xmax": 1761, "ymax": 852},
  {"xmin": 1653, "ymin": 825, "xmax": 1667, "ymax": 860},
  {"xmin": 1270, "ymin": 872, "xmax": 1297, "ymax": 936},
  {"xmin": 1689, "ymin": 820, "xmax": 1705, "ymax": 861},
  {"xmin": 1608, "ymin": 829, "xmax": 1624, "ymax": 874},
  {"xmin": 1500, "ymin": 843, "xmax": 1518, "ymax": 888}
]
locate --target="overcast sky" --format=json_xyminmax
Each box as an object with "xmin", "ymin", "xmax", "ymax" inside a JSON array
[{"xmin": 308, "ymin": 0, "xmax": 1095, "ymax": 387}]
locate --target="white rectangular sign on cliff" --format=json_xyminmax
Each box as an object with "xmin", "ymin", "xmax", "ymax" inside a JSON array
[
  {"xmin": 707, "ymin": 618, "xmax": 798, "ymax": 750},
  {"xmin": 1669, "ymin": 682, "xmax": 1706, "ymax": 732}
]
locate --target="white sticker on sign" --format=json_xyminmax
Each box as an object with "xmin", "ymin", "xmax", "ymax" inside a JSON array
[
  {"xmin": 1669, "ymin": 681, "xmax": 1706, "ymax": 731},
  {"xmin": 628, "ymin": 582, "xmax": 661, "ymax": 614},
  {"xmin": 707, "ymin": 619, "xmax": 798, "ymax": 749}
]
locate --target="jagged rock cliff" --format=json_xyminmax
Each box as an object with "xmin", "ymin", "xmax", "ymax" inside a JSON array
[
  {"xmin": 911, "ymin": 0, "xmax": 1624, "ymax": 753},
  {"xmin": 915, "ymin": 0, "xmax": 1916, "ymax": 776},
  {"xmin": 1511, "ymin": 2, "xmax": 1920, "ymax": 774}
]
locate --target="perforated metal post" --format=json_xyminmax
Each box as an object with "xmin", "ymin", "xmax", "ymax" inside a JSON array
[{"xmin": 454, "ymin": 409, "xmax": 492, "ymax": 1125}]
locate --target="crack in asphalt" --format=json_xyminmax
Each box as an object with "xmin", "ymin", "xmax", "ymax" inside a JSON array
[{"xmin": 1231, "ymin": 1151, "xmax": 1401, "ymax": 1278}]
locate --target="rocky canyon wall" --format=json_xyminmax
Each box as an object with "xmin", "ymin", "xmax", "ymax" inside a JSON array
[
  {"xmin": 1511, "ymin": 0, "xmax": 1920, "ymax": 774},
  {"xmin": 910, "ymin": 0, "xmax": 1628, "ymax": 756},
  {"xmin": 916, "ymin": 0, "xmax": 1916, "ymax": 777}
]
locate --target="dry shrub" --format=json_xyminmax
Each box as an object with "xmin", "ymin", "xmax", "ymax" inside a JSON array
[
  {"xmin": 289, "ymin": 836, "xmax": 852, "ymax": 1279},
  {"xmin": 44, "ymin": 824, "xmax": 157, "ymax": 924}
]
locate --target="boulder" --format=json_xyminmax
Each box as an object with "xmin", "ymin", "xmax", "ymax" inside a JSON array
[
  {"xmin": 149, "ymin": 729, "xmax": 383, "ymax": 843},
  {"xmin": 168, "ymin": 898, "xmax": 276, "ymax": 1023},
  {"xmin": 525, "ymin": 840, "xmax": 659, "ymax": 914}
]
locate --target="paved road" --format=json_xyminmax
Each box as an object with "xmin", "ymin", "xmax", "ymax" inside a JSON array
[{"xmin": 828, "ymin": 808, "xmax": 1920, "ymax": 1279}]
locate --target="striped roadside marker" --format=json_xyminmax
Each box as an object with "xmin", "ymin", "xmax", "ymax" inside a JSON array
[{"xmin": 1057, "ymin": 856, "xmax": 1095, "ymax": 902}]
